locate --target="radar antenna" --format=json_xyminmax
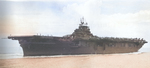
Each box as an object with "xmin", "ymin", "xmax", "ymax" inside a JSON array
[{"xmin": 80, "ymin": 17, "xmax": 84, "ymax": 24}]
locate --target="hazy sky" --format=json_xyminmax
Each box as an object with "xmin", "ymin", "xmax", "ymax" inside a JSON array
[{"xmin": 0, "ymin": 0, "xmax": 150, "ymax": 51}]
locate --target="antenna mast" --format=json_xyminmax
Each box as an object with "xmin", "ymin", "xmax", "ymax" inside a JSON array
[{"xmin": 80, "ymin": 17, "xmax": 88, "ymax": 26}]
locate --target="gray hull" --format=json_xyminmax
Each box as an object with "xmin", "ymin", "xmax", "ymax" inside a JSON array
[{"xmin": 20, "ymin": 41, "xmax": 143, "ymax": 56}]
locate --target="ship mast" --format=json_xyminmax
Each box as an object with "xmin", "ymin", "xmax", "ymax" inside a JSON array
[{"xmin": 80, "ymin": 17, "xmax": 88, "ymax": 26}]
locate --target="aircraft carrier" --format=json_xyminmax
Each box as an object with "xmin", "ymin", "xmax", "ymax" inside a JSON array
[{"xmin": 8, "ymin": 18, "xmax": 148, "ymax": 56}]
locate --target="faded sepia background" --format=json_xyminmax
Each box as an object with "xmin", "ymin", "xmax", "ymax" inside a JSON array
[{"xmin": 0, "ymin": 0, "xmax": 150, "ymax": 54}]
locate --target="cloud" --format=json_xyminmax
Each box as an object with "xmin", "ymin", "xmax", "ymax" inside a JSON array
[
  {"xmin": 62, "ymin": 0, "xmax": 102, "ymax": 19},
  {"xmin": 4, "ymin": 0, "xmax": 149, "ymax": 1},
  {"xmin": 101, "ymin": 0, "xmax": 150, "ymax": 14},
  {"xmin": 98, "ymin": 10, "xmax": 150, "ymax": 35},
  {"xmin": 103, "ymin": 0, "xmax": 150, "ymax": 1},
  {"xmin": 1, "ymin": 0, "xmax": 150, "ymax": 37}
]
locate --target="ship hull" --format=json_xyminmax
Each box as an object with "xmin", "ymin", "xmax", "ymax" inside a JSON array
[{"xmin": 20, "ymin": 42, "xmax": 143, "ymax": 56}]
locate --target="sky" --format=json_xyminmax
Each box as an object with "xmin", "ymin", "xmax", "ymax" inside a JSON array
[{"xmin": 0, "ymin": 0, "xmax": 150, "ymax": 53}]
